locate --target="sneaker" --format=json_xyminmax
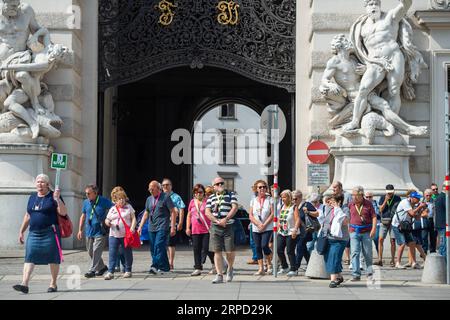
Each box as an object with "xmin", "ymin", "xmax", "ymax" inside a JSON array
[
  {"xmin": 95, "ymin": 266, "xmax": 108, "ymax": 277},
  {"xmin": 349, "ymin": 265, "xmax": 353, "ymax": 271},
  {"xmin": 287, "ymin": 270, "xmax": 298, "ymax": 277},
  {"xmin": 157, "ymin": 269, "xmax": 166, "ymax": 275},
  {"xmin": 277, "ymin": 268, "xmax": 289, "ymax": 275},
  {"xmin": 212, "ymin": 274, "xmax": 224, "ymax": 284},
  {"xmin": 336, "ymin": 276, "xmax": 344, "ymax": 285},
  {"xmin": 148, "ymin": 267, "xmax": 158, "ymax": 275},
  {"xmin": 191, "ymin": 269, "xmax": 202, "ymax": 276},
  {"xmin": 404, "ymin": 262, "xmax": 412, "ymax": 268},
  {"xmin": 123, "ymin": 272, "xmax": 132, "ymax": 278},
  {"xmin": 395, "ymin": 263, "xmax": 406, "ymax": 269},
  {"xmin": 267, "ymin": 267, "xmax": 273, "ymax": 274},
  {"xmin": 351, "ymin": 276, "xmax": 361, "ymax": 282},
  {"xmin": 84, "ymin": 271, "xmax": 96, "ymax": 278},
  {"xmin": 412, "ymin": 263, "xmax": 422, "ymax": 270},
  {"xmin": 104, "ymin": 272, "xmax": 114, "ymax": 280},
  {"xmin": 390, "ymin": 260, "xmax": 395, "ymax": 267},
  {"xmin": 226, "ymin": 268, "xmax": 234, "ymax": 282},
  {"xmin": 329, "ymin": 281, "xmax": 339, "ymax": 288}
]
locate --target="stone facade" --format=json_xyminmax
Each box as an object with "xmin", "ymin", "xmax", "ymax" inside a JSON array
[
  {"xmin": 296, "ymin": 0, "xmax": 449, "ymax": 194},
  {"xmin": 1, "ymin": 0, "xmax": 449, "ymax": 249}
]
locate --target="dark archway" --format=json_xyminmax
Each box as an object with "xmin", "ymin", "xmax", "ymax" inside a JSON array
[{"xmin": 114, "ymin": 67, "xmax": 293, "ymax": 211}]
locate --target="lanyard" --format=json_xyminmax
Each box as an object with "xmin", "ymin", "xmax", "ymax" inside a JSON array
[
  {"xmin": 257, "ymin": 196, "xmax": 266, "ymax": 221},
  {"xmin": 89, "ymin": 196, "xmax": 99, "ymax": 220},
  {"xmin": 355, "ymin": 204, "xmax": 364, "ymax": 222},
  {"xmin": 387, "ymin": 198, "xmax": 393, "ymax": 207},
  {"xmin": 151, "ymin": 193, "xmax": 161, "ymax": 216},
  {"xmin": 215, "ymin": 193, "xmax": 225, "ymax": 215}
]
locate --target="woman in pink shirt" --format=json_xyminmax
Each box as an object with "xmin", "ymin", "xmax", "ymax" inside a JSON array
[{"xmin": 186, "ymin": 184, "xmax": 215, "ymax": 276}]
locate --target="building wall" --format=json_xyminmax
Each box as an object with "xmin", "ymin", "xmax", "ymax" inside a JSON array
[
  {"xmin": 193, "ymin": 105, "xmax": 268, "ymax": 211},
  {"xmin": 295, "ymin": 0, "xmax": 444, "ymax": 195}
]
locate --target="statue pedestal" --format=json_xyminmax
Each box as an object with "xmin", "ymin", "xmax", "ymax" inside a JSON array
[
  {"xmin": 330, "ymin": 134, "xmax": 418, "ymax": 196},
  {"xmin": 0, "ymin": 144, "xmax": 53, "ymax": 249}
]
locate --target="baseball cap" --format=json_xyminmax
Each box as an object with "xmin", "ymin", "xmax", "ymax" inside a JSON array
[
  {"xmin": 385, "ymin": 184, "xmax": 395, "ymax": 193},
  {"xmin": 409, "ymin": 192, "xmax": 422, "ymax": 200}
]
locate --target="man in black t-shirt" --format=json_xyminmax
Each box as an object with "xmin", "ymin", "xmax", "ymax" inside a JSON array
[{"xmin": 375, "ymin": 184, "xmax": 401, "ymax": 267}]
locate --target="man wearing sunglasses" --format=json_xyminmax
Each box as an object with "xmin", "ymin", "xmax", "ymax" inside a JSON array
[{"xmin": 205, "ymin": 177, "xmax": 238, "ymax": 284}]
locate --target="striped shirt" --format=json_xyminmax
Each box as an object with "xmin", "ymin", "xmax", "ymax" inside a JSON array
[{"xmin": 206, "ymin": 191, "xmax": 238, "ymax": 224}]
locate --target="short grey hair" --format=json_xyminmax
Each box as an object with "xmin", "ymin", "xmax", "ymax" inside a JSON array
[
  {"xmin": 292, "ymin": 190, "xmax": 303, "ymax": 199},
  {"xmin": 85, "ymin": 184, "xmax": 99, "ymax": 193},
  {"xmin": 35, "ymin": 174, "xmax": 50, "ymax": 184},
  {"xmin": 364, "ymin": 0, "xmax": 381, "ymax": 6},
  {"xmin": 352, "ymin": 186, "xmax": 365, "ymax": 195}
]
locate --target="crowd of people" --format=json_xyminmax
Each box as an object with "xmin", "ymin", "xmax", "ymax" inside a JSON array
[{"xmin": 12, "ymin": 174, "xmax": 449, "ymax": 293}]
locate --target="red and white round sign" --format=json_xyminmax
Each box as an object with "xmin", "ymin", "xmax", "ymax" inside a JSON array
[{"xmin": 306, "ymin": 140, "xmax": 330, "ymax": 164}]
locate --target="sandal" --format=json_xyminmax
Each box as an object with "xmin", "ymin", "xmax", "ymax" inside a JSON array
[
  {"xmin": 390, "ymin": 260, "xmax": 395, "ymax": 267},
  {"xmin": 336, "ymin": 277, "xmax": 344, "ymax": 285},
  {"xmin": 344, "ymin": 259, "xmax": 350, "ymax": 265}
]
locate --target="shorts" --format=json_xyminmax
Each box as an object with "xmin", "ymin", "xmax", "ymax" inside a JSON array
[
  {"xmin": 209, "ymin": 223, "xmax": 235, "ymax": 252},
  {"xmin": 392, "ymin": 226, "xmax": 414, "ymax": 246},
  {"xmin": 379, "ymin": 223, "xmax": 396, "ymax": 239},
  {"xmin": 412, "ymin": 230, "xmax": 423, "ymax": 245}
]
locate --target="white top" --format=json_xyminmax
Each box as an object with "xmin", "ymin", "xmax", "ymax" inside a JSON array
[
  {"xmin": 392, "ymin": 199, "xmax": 412, "ymax": 228},
  {"xmin": 106, "ymin": 204, "xmax": 135, "ymax": 238},
  {"xmin": 278, "ymin": 204, "xmax": 299, "ymax": 236},
  {"xmin": 330, "ymin": 207, "xmax": 347, "ymax": 238},
  {"xmin": 250, "ymin": 196, "xmax": 273, "ymax": 233}
]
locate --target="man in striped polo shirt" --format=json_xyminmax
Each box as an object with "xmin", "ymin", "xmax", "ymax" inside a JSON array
[{"xmin": 205, "ymin": 177, "xmax": 238, "ymax": 284}]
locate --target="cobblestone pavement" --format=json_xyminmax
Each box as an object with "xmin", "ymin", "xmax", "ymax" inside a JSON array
[{"xmin": 1, "ymin": 246, "xmax": 449, "ymax": 300}]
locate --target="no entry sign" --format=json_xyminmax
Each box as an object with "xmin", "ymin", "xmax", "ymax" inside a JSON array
[{"xmin": 306, "ymin": 140, "xmax": 330, "ymax": 164}]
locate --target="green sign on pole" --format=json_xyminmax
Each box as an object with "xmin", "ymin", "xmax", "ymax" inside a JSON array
[{"xmin": 51, "ymin": 153, "xmax": 68, "ymax": 170}]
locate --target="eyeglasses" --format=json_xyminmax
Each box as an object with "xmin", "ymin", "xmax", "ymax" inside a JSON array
[{"xmin": 214, "ymin": 182, "xmax": 225, "ymax": 186}]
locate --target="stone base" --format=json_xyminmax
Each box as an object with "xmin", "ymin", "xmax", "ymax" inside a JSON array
[
  {"xmin": 0, "ymin": 144, "xmax": 53, "ymax": 249},
  {"xmin": 305, "ymin": 250, "xmax": 330, "ymax": 279},
  {"xmin": 329, "ymin": 135, "xmax": 418, "ymax": 196}
]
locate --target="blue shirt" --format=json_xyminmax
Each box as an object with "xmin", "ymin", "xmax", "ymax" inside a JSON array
[
  {"xmin": 27, "ymin": 192, "xmax": 59, "ymax": 231},
  {"xmin": 146, "ymin": 192, "xmax": 175, "ymax": 232},
  {"xmin": 82, "ymin": 196, "xmax": 113, "ymax": 237}
]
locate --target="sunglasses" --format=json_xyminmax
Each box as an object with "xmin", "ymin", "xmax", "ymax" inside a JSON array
[
  {"xmin": 257, "ymin": 186, "xmax": 267, "ymax": 189},
  {"xmin": 162, "ymin": 184, "xmax": 171, "ymax": 187},
  {"xmin": 432, "ymin": 189, "xmax": 438, "ymax": 191},
  {"xmin": 214, "ymin": 182, "xmax": 225, "ymax": 186}
]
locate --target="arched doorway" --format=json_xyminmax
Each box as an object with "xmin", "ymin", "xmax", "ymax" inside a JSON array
[{"xmin": 109, "ymin": 66, "xmax": 293, "ymax": 211}]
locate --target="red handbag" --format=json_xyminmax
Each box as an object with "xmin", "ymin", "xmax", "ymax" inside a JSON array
[
  {"xmin": 116, "ymin": 205, "xmax": 141, "ymax": 249},
  {"xmin": 58, "ymin": 214, "xmax": 73, "ymax": 238}
]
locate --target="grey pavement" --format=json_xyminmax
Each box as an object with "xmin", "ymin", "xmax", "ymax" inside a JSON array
[{"xmin": 1, "ymin": 245, "xmax": 449, "ymax": 300}]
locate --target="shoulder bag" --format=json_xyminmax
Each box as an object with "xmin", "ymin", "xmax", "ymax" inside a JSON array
[{"xmin": 116, "ymin": 205, "xmax": 141, "ymax": 248}]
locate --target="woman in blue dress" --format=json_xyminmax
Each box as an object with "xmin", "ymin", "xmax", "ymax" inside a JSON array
[{"xmin": 13, "ymin": 174, "xmax": 68, "ymax": 294}]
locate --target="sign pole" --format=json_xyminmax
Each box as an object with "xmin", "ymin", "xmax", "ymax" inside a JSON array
[
  {"xmin": 55, "ymin": 168, "xmax": 61, "ymax": 191},
  {"xmin": 269, "ymin": 105, "xmax": 280, "ymax": 278},
  {"xmin": 445, "ymin": 92, "xmax": 450, "ymax": 285}
]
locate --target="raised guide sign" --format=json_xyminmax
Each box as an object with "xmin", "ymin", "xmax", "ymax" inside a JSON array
[{"xmin": 51, "ymin": 153, "xmax": 68, "ymax": 170}]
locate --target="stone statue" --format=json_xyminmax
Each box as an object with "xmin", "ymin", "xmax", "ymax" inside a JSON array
[
  {"xmin": 341, "ymin": 0, "xmax": 427, "ymax": 132},
  {"xmin": 320, "ymin": 34, "xmax": 427, "ymax": 143},
  {"xmin": 0, "ymin": 0, "xmax": 72, "ymax": 143}
]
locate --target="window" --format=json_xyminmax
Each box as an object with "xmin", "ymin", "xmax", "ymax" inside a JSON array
[
  {"xmin": 219, "ymin": 129, "xmax": 236, "ymax": 165},
  {"xmin": 217, "ymin": 172, "xmax": 238, "ymax": 192},
  {"xmin": 224, "ymin": 178, "xmax": 235, "ymax": 192},
  {"xmin": 220, "ymin": 104, "xmax": 236, "ymax": 120}
]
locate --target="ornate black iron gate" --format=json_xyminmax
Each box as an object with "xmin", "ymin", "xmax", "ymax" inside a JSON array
[{"xmin": 98, "ymin": 0, "xmax": 295, "ymax": 92}]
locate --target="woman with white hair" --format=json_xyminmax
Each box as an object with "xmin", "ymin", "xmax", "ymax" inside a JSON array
[{"xmin": 13, "ymin": 173, "xmax": 67, "ymax": 294}]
